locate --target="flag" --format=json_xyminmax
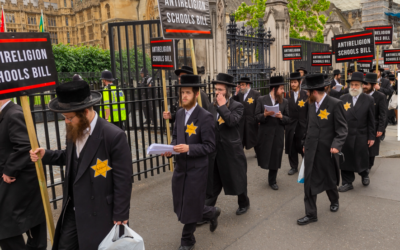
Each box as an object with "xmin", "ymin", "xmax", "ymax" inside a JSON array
[
  {"xmin": 385, "ymin": 12, "xmax": 400, "ymax": 18},
  {"xmin": 39, "ymin": 10, "xmax": 44, "ymax": 32},
  {"xmin": 0, "ymin": 6, "xmax": 6, "ymax": 33}
]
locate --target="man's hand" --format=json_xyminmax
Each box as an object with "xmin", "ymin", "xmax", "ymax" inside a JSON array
[
  {"xmin": 368, "ymin": 140, "xmax": 375, "ymax": 147},
  {"xmin": 235, "ymin": 85, "xmax": 240, "ymax": 95},
  {"xmin": 29, "ymin": 148, "xmax": 45, "ymax": 162},
  {"xmin": 264, "ymin": 109, "xmax": 275, "ymax": 117},
  {"xmin": 376, "ymin": 131, "xmax": 383, "ymax": 137},
  {"xmin": 303, "ymin": 147, "xmax": 305, "ymax": 153},
  {"xmin": 332, "ymin": 86, "xmax": 337, "ymax": 90},
  {"xmin": 330, "ymin": 148, "xmax": 339, "ymax": 154},
  {"xmin": 163, "ymin": 111, "xmax": 172, "ymax": 120},
  {"xmin": 216, "ymin": 93, "xmax": 227, "ymax": 107},
  {"xmin": 114, "ymin": 220, "xmax": 128, "ymax": 225},
  {"xmin": 275, "ymin": 111, "xmax": 283, "ymax": 119},
  {"xmin": 2, "ymin": 174, "xmax": 16, "ymax": 184},
  {"xmin": 374, "ymin": 84, "xmax": 381, "ymax": 90},
  {"xmin": 161, "ymin": 152, "xmax": 172, "ymax": 157},
  {"xmin": 344, "ymin": 85, "xmax": 348, "ymax": 89},
  {"xmin": 174, "ymin": 144, "xmax": 189, "ymax": 153}
]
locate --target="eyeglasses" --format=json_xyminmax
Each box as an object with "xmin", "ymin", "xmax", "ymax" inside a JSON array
[{"xmin": 61, "ymin": 114, "xmax": 76, "ymax": 122}]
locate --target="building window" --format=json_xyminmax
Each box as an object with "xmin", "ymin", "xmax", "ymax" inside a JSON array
[
  {"xmin": 79, "ymin": 12, "xmax": 84, "ymax": 23},
  {"xmin": 50, "ymin": 32, "xmax": 58, "ymax": 44},
  {"xmin": 87, "ymin": 9, "xmax": 92, "ymax": 20},
  {"xmin": 80, "ymin": 28, "xmax": 85, "ymax": 42},
  {"xmin": 6, "ymin": 13, "xmax": 15, "ymax": 23},
  {"xmin": 106, "ymin": 4, "xmax": 111, "ymax": 19},
  {"xmin": 64, "ymin": 0, "xmax": 67, "ymax": 7},
  {"xmin": 88, "ymin": 26, "xmax": 93, "ymax": 40},
  {"xmin": 66, "ymin": 17, "xmax": 69, "ymax": 26},
  {"xmin": 67, "ymin": 31, "xmax": 70, "ymax": 43},
  {"xmin": 48, "ymin": 16, "xmax": 56, "ymax": 27},
  {"xmin": 8, "ymin": 29, "xmax": 17, "ymax": 32},
  {"xmin": 71, "ymin": 0, "xmax": 73, "ymax": 7},
  {"xmin": 27, "ymin": 15, "xmax": 37, "ymax": 25}
]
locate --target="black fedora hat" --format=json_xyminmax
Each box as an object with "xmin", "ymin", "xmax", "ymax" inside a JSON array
[
  {"xmin": 235, "ymin": 77, "xmax": 253, "ymax": 84},
  {"xmin": 175, "ymin": 74, "xmax": 206, "ymax": 88},
  {"xmin": 269, "ymin": 76, "xmax": 287, "ymax": 87},
  {"xmin": 301, "ymin": 74, "xmax": 331, "ymax": 90},
  {"xmin": 364, "ymin": 73, "xmax": 379, "ymax": 84},
  {"xmin": 48, "ymin": 81, "xmax": 102, "ymax": 113},
  {"xmin": 212, "ymin": 73, "xmax": 236, "ymax": 87},
  {"xmin": 100, "ymin": 70, "xmax": 115, "ymax": 81},
  {"xmin": 296, "ymin": 67, "xmax": 308, "ymax": 74},
  {"xmin": 175, "ymin": 66, "xmax": 194, "ymax": 76},
  {"xmin": 333, "ymin": 69, "xmax": 341, "ymax": 75},
  {"xmin": 388, "ymin": 74, "xmax": 395, "ymax": 81},
  {"xmin": 346, "ymin": 72, "xmax": 366, "ymax": 84},
  {"xmin": 287, "ymin": 72, "xmax": 303, "ymax": 80},
  {"xmin": 369, "ymin": 66, "xmax": 384, "ymax": 72}
]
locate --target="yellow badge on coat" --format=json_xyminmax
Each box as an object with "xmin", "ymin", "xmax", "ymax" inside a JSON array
[
  {"xmin": 318, "ymin": 109, "xmax": 330, "ymax": 120},
  {"xmin": 247, "ymin": 97, "xmax": 254, "ymax": 104},
  {"xmin": 344, "ymin": 102, "xmax": 351, "ymax": 111},
  {"xmin": 91, "ymin": 159, "xmax": 112, "ymax": 178},
  {"xmin": 186, "ymin": 122, "xmax": 198, "ymax": 137},
  {"xmin": 298, "ymin": 100, "xmax": 305, "ymax": 108},
  {"xmin": 218, "ymin": 116, "xmax": 225, "ymax": 125}
]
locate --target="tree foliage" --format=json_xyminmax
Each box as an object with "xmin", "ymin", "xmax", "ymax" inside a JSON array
[
  {"xmin": 234, "ymin": 0, "xmax": 330, "ymax": 43},
  {"xmin": 114, "ymin": 48, "xmax": 152, "ymax": 80}
]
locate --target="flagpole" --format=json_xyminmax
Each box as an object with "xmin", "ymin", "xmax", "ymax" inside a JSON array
[{"xmin": 2, "ymin": 5, "xmax": 6, "ymax": 32}]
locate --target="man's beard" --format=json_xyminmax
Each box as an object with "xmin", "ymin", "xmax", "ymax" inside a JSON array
[
  {"xmin": 182, "ymin": 95, "xmax": 197, "ymax": 109},
  {"xmin": 273, "ymin": 88, "xmax": 283, "ymax": 104},
  {"xmin": 308, "ymin": 91, "xmax": 316, "ymax": 103},
  {"xmin": 291, "ymin": 84, "xmax": 299, "ymax": 92},
  {"xmin": 350, "ymin": 87, "xmax": 362, "ymax": 97},
  {"xmin": 363, "ymin": 85, "xmax": 374, "ymax": 94},
  {"xmin": 66, "ymin": 115, "xmax": 90, "ymax": 143},
  {"xmin": 240, "ymin": 86, "xmax": 249, "ymax": 94}
]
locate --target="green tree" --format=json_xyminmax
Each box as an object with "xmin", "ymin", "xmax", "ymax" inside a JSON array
[{"xmin": 234, "ymin": 0, "xmax": 330, "ymax": 43}]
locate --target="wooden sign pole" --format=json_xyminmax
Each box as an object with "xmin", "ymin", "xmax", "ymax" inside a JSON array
[
  {"xmin": 20, "ymin": 96, "xmax": 55, "ymax": 244},
  {"xmin": 344, "ymin": 62, "xmax": 348, "ymax": 88},
  {"xmin": 321, "ymin": 66, "xmax": 323, "ymax": 73},
  {"xmin": 354, "ymin": 61, "xmax": 358, "ymax": 72},
  {"xmin": 161, "ymin": 71, "xmax": 174, "ymax": 172},
  {"xmin": 189, "ymin": 38, "xmax": 203, "ymax": 107},
  {"xmin": 292, "ymin": 60, "xmax": 295, "ymax": 72}
]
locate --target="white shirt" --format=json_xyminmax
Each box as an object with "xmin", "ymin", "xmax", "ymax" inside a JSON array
[
  {"xmin": 369, "ymin": 90, "xmax": 375, "ymax": 96},
  {"xmin": 243, "ymin": 88, "xmax": 251, "ymax": 101},
  {"xmin": 353, "ymin": 94, "xmax": 360, "ymax": 106},
  {"xmin": 0, "ymin": 100, "xmax": 11, "ymax": 112},
  {"xmin": 76, "ymin": 112, "xmax": 98, "ymax": 157},
  {"xmin": 184, "ymin": 103, "xmax": 197, "ymax": 125},
  {"xmin": 270, "ymin": 93, "xmax": 276, "ymax": 105},
  {"xmin": 293, "ymin": 90, "xmax": 299, "ymax": 103},
  {"xmin": 315, "ymin": 93, "xmax": 327, "ymax": 113}
]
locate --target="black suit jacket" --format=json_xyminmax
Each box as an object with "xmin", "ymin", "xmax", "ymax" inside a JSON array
[
  {"xmin": 379, "ymin": 78, "xmax": 394, "ymax": 98},
  {"xmin": 42, "ymin": 117, "xmax": 133, "ymax": 250},
  {"xmin": 369, "ymin": 91, "xmax": 387, "ymax": 156},
  {"xmin": 0, "ymin": 102, "xmax": 45, "ymax": 240}
]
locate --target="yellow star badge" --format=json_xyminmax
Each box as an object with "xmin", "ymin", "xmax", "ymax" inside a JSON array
[
  {"xmin": 185, "ymin": 122, "xmax": 198, "ymax": 137},
  {"xmin": 298, "ymin": 100, "xmax": 305, "ymax": 108},
  {"xmin": 218, "ymin": 116, "xmax": 225, "ymax": 125},
  {"xmin": 343, "ymin": 102, "xmax": 351, "ymax": 111},
  {"xmin": 318, "ymin": 109, "xmax": 330, "ymax": 120},
  {"xmin": 247, "ymin": 97, "xmax": 254, "ymax": 104},
  {"xmin": 91, "ymin": 159, "xmax": 112, "ymax": 178}
]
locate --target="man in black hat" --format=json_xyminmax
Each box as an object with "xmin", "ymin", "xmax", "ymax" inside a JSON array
[
  {"xmin": 348, "ymin": 67, "xmax": 354, "ymax": 79},
  {"xmin": 30, "ymin": 81, "xmax": 133, "ymax": 250},
  {"xmin": 296, "ymin": 67, "xmax": 307, "ymax": 84},
  {"xmin": 254, "ymin": 76, "xmax": 290, "ymax": 190},
  {"xmin": 232, "ymin": 77, "xmax": 261, "ymax": 150},
  {"xmin": 139, "ymin": 68, "xmax": 154, "ymax": 125},
  {"xmin": 161, "ymin": 75, "xmax": 220, "ymax": 250},
  {"xmin": 330, "ymin": 69, "xmax": 348, "ymax": 99},
  {"xmin": 387, "ymin": 74, "xmax": 397, "ymax": 125},
  {"xmin": 297, "ymin": 73, "xmax": 348, "ymax": 225},
  {"xmin": 205, "ymin": 73, "xmax": 250, "ymax": 215},
  {"xmin": 0, "ymin": 98, "xmax": 47, "ymax": 250},
  {"xmin": 362, "ymin": 73, "xmax": 387, "ymax": 170},
  {"xmin": 338, "ymin": 72, "xmax": 375, "ymax": 192},
  {"xmin": 284, "ymin": 72, "xmax": 308, "ymax": 175},
  {"xmin": 163, "ymin": 66, "xmax": 210, "ymax": 123}
]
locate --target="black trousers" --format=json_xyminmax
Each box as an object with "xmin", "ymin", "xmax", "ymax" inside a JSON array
[
  {"xmin": 58, "ymin": 203, "xmax": 79, "ymax": 250},
  {"xmin": 181, "ymin": 206, "xmax": 216, "ymax": 246},
  {"xmin": 369, "ymin": 156, "xmax": 375, "ymax": 169},
  {"xmin": 304, "ymin": 188, "xmax": 339, "ymax": 218},
  {"xmin": 0, "ymin": 221, "xmax": 47, "ymax": 250},
  {"xmin": 268, "ymin": 169, "xmax": 278, "ymax": 185},
  {"xmin": 341, "ymin": 170, "xmax": 369, "ymax": 185},
  {"xmin": 288, "ymin": 137, "xmax": 304, "ymax": 170}
]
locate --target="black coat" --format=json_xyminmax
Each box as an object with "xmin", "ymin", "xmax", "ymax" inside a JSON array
[
  {"xmin": 340, "ymin": 93, "xmax": 375, "ymax": 173},
  {"xmin": 42, "ymin": 118, "xmax": 133, "ymax": 250},
  {"xmin": 284, "ymin": 90, "xmax": 308, "ymax": 154},
  {"xmin": 0, "ymin": 102, "xmax": 45, "ymax": 240},
  {"xmin": 232, "ymin": 89, "xmax": 261, "ymax": 149},
  {"xmin": 303, "ymin": 95, "xmax": 348, "ymax": 195},
  {"xmin": 329, "ymin": 80, "xmax": 348, "ymax": 99},
  {"xmin": 369, "ymin": 91, "xmax": 387, "ymax": 156},
  {"xmin": 379, "ymin": 78, "xmax": 394, "ymax": 99},
  {"xmin": 170, "ymin": 105, "xmax": 215, "ymax": 224},
  {"xmin": 170, "ymin": 90, "xmax": 210, "ymax": 123},
  {"xmin": 207, "ymin": 99, "xmax": 248, "ymax": 195},
  {"xmin": 254, "ymin": 95, "xmax": 290, "ymax": 170}
]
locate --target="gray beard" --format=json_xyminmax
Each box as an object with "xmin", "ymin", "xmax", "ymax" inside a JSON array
[
  {"xmin": 240, "ymin": 87, "xmax": 248, "ymax": 94},
  {"xmin": 350, "ymin": 87, "xmax": 362, "ymax": 97}
]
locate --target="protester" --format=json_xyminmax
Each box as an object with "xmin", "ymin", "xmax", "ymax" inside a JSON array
[
  {"xmin": 29, "ymin": 81, "xmax": 133, "ymax": 250},
  {"xmin": 254, "ymin": 76, "xmax": 290, "ymax": 190},
  {"xmin": 296, "ymin": 67, "xmax": 307, "ymax": 84},
  {"xmin": 387, "ymin": 74, "xmax": 397, "ymax": 125},
  {"xmin": 297, "ymin": 73, "xmax": 348, "ymax": 225},
  {"xmin": 0, "ymin": 99, "xmax": 47, "ymax": 250},
  {"xmin": 339, "ymin": 72, "xmax": 375, "ymax": 192},
  {"xmin": 139, "ymin": 68, "xmax": 155, "ymax": 125},
  {"xmin": 161, "ymin": 74, "xmax": 220, "ymax": 250},
  {"xmin": 330, "ymin": 69, "xmax": 348, "ymax": 99},
  {"xmin": 284, "ymin": 72, "xmax": 308, "ymax": 175}
]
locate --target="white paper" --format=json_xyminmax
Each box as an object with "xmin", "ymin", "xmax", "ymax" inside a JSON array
[
  {"xmin": 264, "ymin": 104, "xmax": 280, "ymax": 117},
  {"xmin": 147, "ymin": 143, "xmax": 179, "ymax": 155},
  {"xmin": 332, "ymin": 84, "xmax": 343, "ymax": 92}
]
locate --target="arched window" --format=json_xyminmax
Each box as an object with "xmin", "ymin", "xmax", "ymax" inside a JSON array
[{"xmin": 106, "ymin": 4, "xmax": 111, "ymax": 19}]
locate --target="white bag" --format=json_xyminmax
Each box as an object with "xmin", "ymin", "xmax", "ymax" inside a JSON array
[
  {"xmin": 297, "ymin": 158, "xmax": 305, "ymax": 184},
  {"xmin": 388, "ymin": 93, "xmax": 398, "ymax": 110},
  {"xmin": 98, "ymin": 224, "xmax": 145, "ymax": 250}
]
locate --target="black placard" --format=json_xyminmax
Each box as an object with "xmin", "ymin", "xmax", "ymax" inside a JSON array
[
  {"xmin": 150, "ymin": 37, "xmax": 176, "ymax": 70},
  {"xmin": 383, "ymin": 49, "xmax": 400, "ymax": 64},
  {"xmin": 157, "ymin": 0, "xmax": 213, "ymax": 39},
  {"xmin": 0, "ymin": 33, "xmax": 58, "ymax": 99},
  {"xmin": 311, "ymin": 52, "xmax": 332, "ymax": 66},
  {"xmin": 282, "ymin": 45, "xmax": 302, "ymax": 61},
  {"xmin": 349, "ymin": 60, "xmax": 372, "ymax": 73},
  {"xmin": 333, "ymin": 31, "xmax": 375, "ymax": 63},
  {"xmin": 331, "ymin": 37, "xmax": 335, "ymax": 54},
  {"xmin": 364, "ymin": 25, "xmax": 393, "ymax": 45}
]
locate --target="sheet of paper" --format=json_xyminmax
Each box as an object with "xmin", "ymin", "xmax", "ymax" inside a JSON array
[
  {"xmin": 264, "ymin": 104, "xmax": 280, "ymax": 117},
  {"xmin": 147, "ymin": 143, "xmax": 179, "ymax": 155},
  {"xmin": 333, "ymin": 84, "xmax": 343, "ymax": 92}
]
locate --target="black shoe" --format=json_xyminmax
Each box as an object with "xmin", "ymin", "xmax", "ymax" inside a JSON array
[
  {"xmin": 297, "ymin": 216, "xmax": 318, "ymax": 225},
  {"xmin": 380, "ymin": 135, "xmax": 385, "ymax": 141},
  {"xmin": 269, "ymin": 183, "xmax": 279, "ymax": 190},
  {"xmin": 338, "ymin": 183, "xmax": 354, "ymax": 192},
  {"xmin": 196, "ymin": 220, "xmax": 208, "ymax": 225},
  {"xmin": 236, "ymin": 205, "xmax": 250, "ymax": 215},
  {"xmin": 178, "ymin": 245, "xmax": 195, "ymax": 250},
  {"xmin": 288, "ymin": 168, "xmax": 298, "ymax": 175},
  {"xmin": 362, "ymin": 176, "xmax": 370, "ymax": 186},
  {"xmin": 210, "ymin": 207, "xmax": 221, "ymax": 232},
  {"xmin": 330, "ymin": 203, "xmax": 339, "ymax": 212}
]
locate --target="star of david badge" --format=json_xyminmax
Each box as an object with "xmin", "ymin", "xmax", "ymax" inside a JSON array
[
  {"xmin": 91, "ymin": 159, "xmax": 112, "ymax": 178},
  {"xmin": 318, "ymin": 109, "xmax": 330, "ymax": 120},
  {"xmin": 185, "ymin": 122, "xmax": 197, "ymax": 137},
  {"xmin": 343, "ymin": 102, "xmax": 351, "ymax": 111},
  {"xmin": 218, "ymin": 116, "xmax": 225, "ymax": 125},
  {"xmin": 298, "ymin": 100, "xmax": 305, "ymax": 108},
  {"xmin": 247, "ymin": 97, "xmax": 254, "ymax": 104}
]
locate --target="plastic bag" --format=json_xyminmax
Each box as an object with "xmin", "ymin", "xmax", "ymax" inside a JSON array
[
  {"xmin": 98, "ymin": 224, "xmax": 145, "ymax": 250},
  {"xmin": 388, "ymin": 93, "xmax": 398, "ymax": 110},
  {"xmin": 297, "ymin": 158, "xmax": 305, "ymax": 184}
]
